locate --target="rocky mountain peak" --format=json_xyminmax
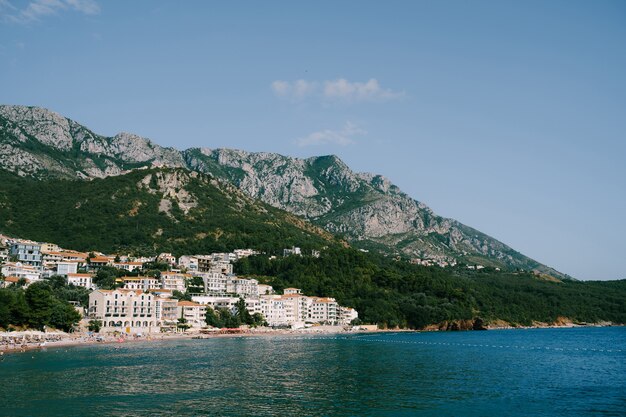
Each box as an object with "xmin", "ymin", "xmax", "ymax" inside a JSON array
[{"xmin": 0, "ymin": 105, "xmax": 568, "ymax": 279}]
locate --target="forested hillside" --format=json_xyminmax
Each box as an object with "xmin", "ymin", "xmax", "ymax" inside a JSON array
[
  {"xmin": 0, "ymin": 167, "xmax": 337, "ymax": 255},
  {"xmin": 235, "ymin": 248, "xmax": 626, "ymax": 328}
]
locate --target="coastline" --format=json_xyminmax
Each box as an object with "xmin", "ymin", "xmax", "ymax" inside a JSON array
[
  {"xmin": 2, "ymin": 321, "xmax": 620, "ymax": 356},
  {"xmin": 0, "ymin": 327, "xmax": 406, "ymax": 355}
]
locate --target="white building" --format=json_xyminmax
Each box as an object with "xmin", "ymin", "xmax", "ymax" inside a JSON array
[
  {"xmin": 177, "ymin": 301, "xmax": 207, "ymax": 328},
  {"xmin": 1, "ymin": 262, "xmax": 41, "ymax": 282},
  {"xmin": 157, "ymin": 253, "xmax": 177, "ymax": 265},
  {"xmin": 257, "ymin": 284, "xmax": 275, "ymax": 295},
  {"xmin": 195, "ymin": 271, "xmax": 228, "ymax": 294},
  {"xmin": 191, "ymin": 295, "xmax": 260, "ymax": 316},
  {"xmin": 308, "ymin": 297, "xmax": 339, "ymax": 324},
  {"xmin": 67, "ymin": 273, "xmax": 95, "ymax": 289},
  {"xmin": 113, "ymin": 262, "xmax": 144, "ymax": 272},
  {"xmin": 119, "ymin": 276, "xmax": 161, "ymax": 291},
  {"xmin": 281, "ymin": 294, "xmax": 309, "ymax": 325},
  {"xmin": 197, "ymin": 256, "xmax": 233, "ymax": 274},
  {"xmin": 177, "ymin": 255, "xmax": 198, "ymax": 271},
  {"xmin": 56, "ymin": 261, "xmax": 78, "ymax": 276},
  {"xmin": 161, "ymin": 272, "xmax": 189, "ymax": 292},
  {"xmin": 283, "ymin": 247, "xmax": 301, "ymax": 257},
  {"xmin": 88, "ymin": 289, "xmax": 158, "ymax": 334},
  {"xmin": 340, "ymin": 307, "xmax": 359, "ymax": 325},
  {"xmin": 233, "ymin": 249, "xmax": 259, "ymax": 259},
  {"xmin": 155, "ymin": 297, "xmax": 179, "ymax": 331},
  {"xmin": 226, "ymin": 277, "xmax": 259, "ymax": 297},
  {"xmin": 259, "ymin": 295, "xmax": 287, "ymax": 326}
]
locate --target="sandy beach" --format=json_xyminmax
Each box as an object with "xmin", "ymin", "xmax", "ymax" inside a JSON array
[{"xmin": 0, "ymin": 326, "xmax": 398, "ymax": 355}]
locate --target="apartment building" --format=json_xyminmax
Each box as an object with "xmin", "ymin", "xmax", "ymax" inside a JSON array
[{"xmin": 88, "ymin": 289, "xmax": 158, "ymax": 333}]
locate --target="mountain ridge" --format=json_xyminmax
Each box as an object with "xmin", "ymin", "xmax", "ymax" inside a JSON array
[{"xmin": 0, "ymin": 104, "xmax": 570, "ymax": 279}]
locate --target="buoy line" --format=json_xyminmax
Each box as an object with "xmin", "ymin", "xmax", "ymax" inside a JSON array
[{"xmin": 269, "ymin": 336, "xmax": 624, "ymax": 353}]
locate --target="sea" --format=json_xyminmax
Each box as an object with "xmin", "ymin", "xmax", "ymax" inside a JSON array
[{"xmin": 0, "ymin": 327, "xmax": 624, "ymax": 416}]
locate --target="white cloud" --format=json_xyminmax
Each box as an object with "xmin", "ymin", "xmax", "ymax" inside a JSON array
[
  {"xmin": 295, "ymin": 122, "xmax": 366, "ymax": 147},
  {"xmin": 324, "ymin": 78, "xmax": 404, "ymax": 101},
  {"xmin": 1, "ymin": 0, "xmax": 99, "ymax": 23},
  {"xmin": 271, "ymin": 79, "xmax": 317, "ymax": 100},
  {"xmin": 65, "ymin": 0, "xmax": 99, "ymax": 14},
  {"xmin": 271, "ymin": 78, "xmax": 403, "ymax": 103}
]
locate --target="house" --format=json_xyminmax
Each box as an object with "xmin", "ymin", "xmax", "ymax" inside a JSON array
[
  {"xmin": 56, "ymin": 261, "xmax": 78, "ymax": 276},
  {"xmin": 177, "ymin": 301, "xmax": 207, "ymax": 328},
  {"xmin": 155, "ymin": 297, "xmax": 179, "ymax": 331},
  {"xmin": 40, "ymin": 242, "xmax": 60, "ymax": 253},
  {"xmin": 88, "ymin": 289, "xmax": 158, "ymax": 334},
  {"xmin": 58, "ymin": 251, "xmax": 88, "ymax": 263},
  {"xmin": 339, "ymin": 307, "xmax": 359, "ymax": 325},
  {"xmin": 67, "ymin": 273, "xmax": 95, "ymax": 289},
  {"xmin": 42, "ymin": 252, "xmax": 63, "ymax": 267},
  {"xmin": 192, "ymin": 296, "xmax": 260, "ymax": 316},
  {"xmin": 151, "ymin": 289, "xmax": 173, "ymax": 298},
  {"xmin": 195, "ymin": 271, "xmax": 228, "ymax": 294},
  {"xmin": 197, "ymin": 256, "xmax": 233, "ymax": 274},
  {"xmin": 283, "ymin": 247, "xmax": 301, "ymax": 257},
  {"xmin": 233, "ymin": 249, "xmax": 259, "ymax": 259},
  {"xmin": 226, "ymin": 277, "xmax": 259, "ymax": 297},
  {"xmin": 1, "ymin": 262, "xmax": 41, "ymax": 282},
  {"xmin": 257, "ymin": 284, "xmax": 274, "ymax": 295},
  {"xmin": 177, "ymin": 255, "xmax": 198, "ymax": 271},
  {"xmin": 284, "ymin": 287, "xmax": 302, "ymax": 295},
  {"xmin": 113, "ymin": 262, "xmax": 144, "ymax": 273},
  {"xmin": 88, "ymin": 256, "xmax": 112, "ymax": 269},
  {"xmin": 161, "ymin": 272, "xmax": 190, "ymax": 292},
  {"xmin": 157, "ymin": 253, "xmax": 177, "ymax": 265},
  {"xmin": 0, "ymin": 276, "xmax": 25, "ymax": 288},
  {"xmin": 119, "ymin": 276, "xmax": 161, "ymax": 291}
]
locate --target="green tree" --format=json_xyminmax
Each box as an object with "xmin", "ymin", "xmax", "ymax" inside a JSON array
[
  {"xmin": 235, "ymin": 297, "xmax": 252, "ymax": 325},
  {"xmin": 0, "ymin": 289, "xmax": 16, "ymax": 329},
  {"xmin": 172, "ymin": 290, "xmax": 192, "ymax": 301},
  {"xmin": 49, "ymin": 300, "xmax": 81, "ymax": 332},
  {"xmin": 177, "ymin": 317, "xmax": 190, "ymax": 332},
  {"xmin": 218, "ymin": 308, "xmax": 241, "ymax": 328},
  {"xmin": 205, "ymin": 307, "xmax": 223, "ymax": 328},
  {"xmin": 88, "ymin": 319, "xmax": 102, "ymax": 333},
  {"xmin": 250, "ymin": 312, "xmax": 267, "ymax": 327},
  {"xmin": 93, "ymin": 267, "xmax": 119, "ymax": 289},
  {"xmin": 25, "ymin": 282, "xmax": 54, "ymax": 331}
]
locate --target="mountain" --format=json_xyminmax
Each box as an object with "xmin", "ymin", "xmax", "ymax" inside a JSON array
[
  {"xmin": 0, "ymin": 167, "xmax": 337, "ymax": 255},
  {"xmin": 0, "ymin": 105, "xmax": 567, "ymax": 278},
  {"xmin": 0, "ymin": 105, "xmax": 185, "ymax": 179}
]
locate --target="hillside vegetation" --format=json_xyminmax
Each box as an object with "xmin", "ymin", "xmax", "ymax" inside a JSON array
[
  {"xmin": 0, "ymin": 168, "xmax": 337, "ymax": 255},
  {"xmin": 235, "ymin": 248, "xmax": 626, "ymax": 328}
]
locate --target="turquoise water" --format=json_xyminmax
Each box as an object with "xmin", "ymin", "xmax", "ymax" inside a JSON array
[{"xmin": 0, "ymin": 327, "xmax": 624, "ymax": 416}]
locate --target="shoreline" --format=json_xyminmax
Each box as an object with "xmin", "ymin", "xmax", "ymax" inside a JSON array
[
  {"xmin": 0, "ymin": 327, "xmax": 403, "ymax": 355},
  {"xmin": 1, "ymin": 323, "xmax": 621, "ymax": 356}
]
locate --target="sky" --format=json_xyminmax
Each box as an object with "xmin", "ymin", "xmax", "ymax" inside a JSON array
[{"xmin": 1, "ymin": 1, "xmax": 625, "ymax": 280}]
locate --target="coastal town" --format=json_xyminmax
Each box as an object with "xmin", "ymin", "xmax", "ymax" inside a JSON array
[{"xmin": 0, "ymin": 234, "xmax": 360, "ymax": 339}]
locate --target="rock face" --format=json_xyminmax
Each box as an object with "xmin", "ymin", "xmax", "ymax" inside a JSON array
[
  {"xmin": 0, "ymin": 105, "xmax": 567, "ymax": 278},
  {"xmin": 0, "ymin": 105, "xmax": 185, "ymax": 179},
  {"xmin": 183, "ymin": 148, "xmax": 566, "ymax": 278}
]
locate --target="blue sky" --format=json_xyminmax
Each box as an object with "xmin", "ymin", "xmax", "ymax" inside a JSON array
[{"xmin": 1, "ymin": 1, "xmax": 625, "ymax": 280}]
